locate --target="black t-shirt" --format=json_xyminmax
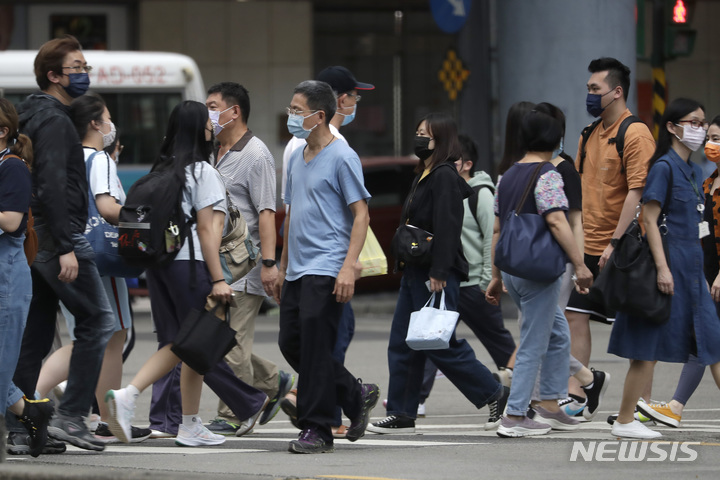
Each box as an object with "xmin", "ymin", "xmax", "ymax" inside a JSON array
[
  {"xmin": 554, "ymin": 158, "xmax": 582, "ymax": 211},
  {"xmin": 0, "ymin": 153, "xmax": 32, "ymax": 238}
]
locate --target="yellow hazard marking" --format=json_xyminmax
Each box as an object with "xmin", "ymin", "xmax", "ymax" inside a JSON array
[{"xmin": 438, "ymin": 49, "xmax": 469, "ymax": 101}]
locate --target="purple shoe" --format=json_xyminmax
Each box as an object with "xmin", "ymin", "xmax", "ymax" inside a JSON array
[
  {"xmin": 288, "ymin": 428, "xmax": 334, "ymax": 454},
  {"xmin": 533, "ymin": 406, "xmax": 581, "ymax": 431},
  {"xmin": 496, "ymin": 415, "xmax": 552, "ymax": 438},
  {"xmin": 346, "ymin": 383, "xmax": 380, "ymax": 442}
]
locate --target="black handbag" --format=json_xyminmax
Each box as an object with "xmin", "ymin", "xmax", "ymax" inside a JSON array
[
  {"xmin": 494, "ymin": 163, "xmax": 567, "ymax": 282},
  {"xmin": 588, "ymin": 161, "xmax": 674, "ymax": 325},
  {"xmin": 391, "ymin": 224, "xmax": 434, "ymax": 268},
  {"xmin": 171, "ymin": 301, "xmax": 237, "ymax": 375}
]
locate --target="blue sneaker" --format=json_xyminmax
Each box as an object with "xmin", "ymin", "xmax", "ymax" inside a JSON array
[
  {"xmin": 260, "ymin": 371, "xmax": 295, "ymax": 425},
  {"xmin": 559, "ymin": 394, "xmax": 587, "ymax": 419}
]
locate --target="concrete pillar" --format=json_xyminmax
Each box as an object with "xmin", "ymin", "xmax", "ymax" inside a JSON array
[{"xmin": 496, "ymin": 0, "xmax": 637, "ymax": 162}]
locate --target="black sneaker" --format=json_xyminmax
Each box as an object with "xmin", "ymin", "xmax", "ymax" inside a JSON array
[
  {"xmin": 366, "ymin": 415, "xmax": 415, "ymax": 434},
  {"xmin": 582, "ymin": 369, "xmax": 610, "ymax": 421},
  {"xmin": 48, "ymin": 415, "xmax": 105, "ymax": 451},
  {"xmin": 260, "ymin": 371, "xmax": 295, "ymax": 426},
  {"xmin": 6, "ymin": 431, "xmax": 66, "ymax": 455},
  {"xmin": 288, "ymin": 428, "xmax": 334, "ymax": 454},
  {"xmin": 95, "ymin": 422, "xmax": 152, "ymax": 443},
  {"xmin": 346, "ymin": 383, "xmax": 380, "ymax": 442},
  {"xmin": 16, "ymin": 397, "xmax": 54, "ymax": 457},
  {"xmin": 483, "ymin": 386, "xmax": 509, "ymax": 431}
]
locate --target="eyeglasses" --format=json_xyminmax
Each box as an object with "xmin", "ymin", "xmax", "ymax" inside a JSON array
[
  {"xmin": 62, "ymin": 65, "xmax": 93, "ymax": 73},
  {"xmin": 677, "ymin": 120, "xmax": 709, "ymax": 131},
  {"xmin": 286, "ymin": 107, "xmax": 319, "ymax": 116},
  {"xmin": 347, "ymin": 93, "xmax": 362, "ymax": 102}
]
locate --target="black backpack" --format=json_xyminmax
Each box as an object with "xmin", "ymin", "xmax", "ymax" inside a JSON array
[
  {"xmin": 578, "ymin": 115, "xmax": 644, "ymax": 174},
  {"xmin": 118, "ymin": 169, "xmax": 193, "ymax": 268},
  {"xmin": 468, "ymin": 184, "xmax": 495, "ymax": 234}
]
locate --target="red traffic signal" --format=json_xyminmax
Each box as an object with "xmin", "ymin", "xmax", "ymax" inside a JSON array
[{"xmin": 672, "ymin": 0, "xmax": 687, "ymax": 24}]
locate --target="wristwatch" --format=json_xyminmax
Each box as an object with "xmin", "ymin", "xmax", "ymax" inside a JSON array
[{"xmin": 262, "ymin": 258, "xmax": 277, "ymax": 268}]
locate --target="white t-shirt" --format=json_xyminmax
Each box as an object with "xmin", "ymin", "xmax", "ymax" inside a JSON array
[
  {"xmin": 281, "ymin": 124, "xmax": 346, "ymax": 203},
  {"xmin": 175, "ymin": 162, "xmax": 228, "ymax": 262},
  {"xmin": 84, "ymin": 147, "xmax": 126, "ymax": 204}
]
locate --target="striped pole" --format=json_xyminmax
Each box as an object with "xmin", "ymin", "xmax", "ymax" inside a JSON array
[
  {"xmin": 651, "ymin": 0, "xmax": 666, "ymax": 140},
  {"xmin": 652, "ymin": 67, "xmax": 666, "ymax": 140}
]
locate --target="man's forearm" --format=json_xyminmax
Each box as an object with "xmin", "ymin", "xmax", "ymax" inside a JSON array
[{"xmin": 612, "ymin": 188, "xmax": 643, "ymax": 240}]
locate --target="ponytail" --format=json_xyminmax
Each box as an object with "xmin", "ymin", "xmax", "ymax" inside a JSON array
[{"xmin": 10, "ymin": 133, "xmax": 33, "ymax": 168}]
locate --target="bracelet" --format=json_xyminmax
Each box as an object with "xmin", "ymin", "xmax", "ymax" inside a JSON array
[{"xmin": 212, "ymin": 278, "xmax": 226, "ymax": 284}]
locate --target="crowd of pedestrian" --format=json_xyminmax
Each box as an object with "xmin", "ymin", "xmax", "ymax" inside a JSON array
[{"xmin": 3, "ymin": 34, "xmax": 720, "ymax": 461}]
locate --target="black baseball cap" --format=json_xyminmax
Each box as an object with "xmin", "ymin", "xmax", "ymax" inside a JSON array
[{"xmin": 316, "ymin": 66, "xmax": 375, "ymax": 95}]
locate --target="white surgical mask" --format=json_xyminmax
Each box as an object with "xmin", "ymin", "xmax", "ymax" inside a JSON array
[
  {"xmin": 675, "ymin": 123, "xmax": 705, "ymax": 152},
  {"xmin": 101, "ymin": 121, "xmax": 116, "ymax": 148},
  {"xmin": 208, "ymin": 106, "xmax": 235, "ymax": 136}
]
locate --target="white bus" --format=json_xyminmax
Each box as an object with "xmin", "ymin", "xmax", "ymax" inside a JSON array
[{"xmin": 0, "ymin": 50, "xmax": 206, "ymax": 183}]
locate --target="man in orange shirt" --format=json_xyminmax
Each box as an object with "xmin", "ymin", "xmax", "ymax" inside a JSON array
[{"xmin": 564, "ymin": 58, "xmax": 655, "ymax": 410}]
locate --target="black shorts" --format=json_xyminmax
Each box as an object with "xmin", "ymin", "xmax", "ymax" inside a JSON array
[{"xmin": 566, "ymin": 254, "xmax": 615, "ymax": 324}]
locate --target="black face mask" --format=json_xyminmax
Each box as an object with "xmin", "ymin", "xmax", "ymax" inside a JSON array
[{"xmin": 414, "ymin": 136, "xmax": 433, "ymax": 161}]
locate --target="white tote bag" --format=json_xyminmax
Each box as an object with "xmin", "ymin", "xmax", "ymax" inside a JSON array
[{"xmin": 405, "ymin": 290, "xmax": 460, "ymax": 350}]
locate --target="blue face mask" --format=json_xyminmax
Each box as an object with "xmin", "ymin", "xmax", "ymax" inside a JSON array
[
  {"xmin": 339, "ymin": 104, "xmax": 356, "ymax": 126},
  {"xmin": 552, "ymin": 138, "xmax": 564, "ymax": 159},
  {"xmin": 287, "ymin": 111, "xmax": 319, "ymax": 139},
  {"xmin": 63, "ymin": 72, "xmax": 90, "ymax": 98}
]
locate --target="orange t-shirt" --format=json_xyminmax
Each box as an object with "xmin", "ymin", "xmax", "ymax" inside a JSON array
[{"xmin": 575, "ymin": 109, "xmax": 655, "ymax": 256}]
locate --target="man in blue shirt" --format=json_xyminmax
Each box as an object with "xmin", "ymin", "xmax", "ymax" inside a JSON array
[{"xmin": 274, "ymin": 80, "xmax": 378, "ymax": 454}]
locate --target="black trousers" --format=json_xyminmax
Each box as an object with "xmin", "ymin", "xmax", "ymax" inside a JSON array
[{"xmin": 278, "ymin": 275, "xmax": 362, "ymax": 443}]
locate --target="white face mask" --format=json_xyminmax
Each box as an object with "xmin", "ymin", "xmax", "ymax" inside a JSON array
[
  {"xmin": 675, "ymin": 123, "xmax": 705, "ymax": 152},
  {"xmin": 101, "ymin": 121, "xmax": 116, "ymax": 149},
  {"xmin": 208, "ymin": 106, "xmax": 235, "ymax": 136}
]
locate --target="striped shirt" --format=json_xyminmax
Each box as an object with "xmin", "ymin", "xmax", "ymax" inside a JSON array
[{"xmin": 215, "ymin": 129, "xmax": 276, "ymax": 296}]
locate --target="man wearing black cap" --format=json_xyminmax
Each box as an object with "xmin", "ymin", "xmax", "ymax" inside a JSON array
[{"xmin": 279, "ymin": 66, "xmax": 374, "ymax": 438}]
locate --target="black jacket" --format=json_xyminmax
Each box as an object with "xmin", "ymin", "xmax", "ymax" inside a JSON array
[
  {"xmin": 398, "ymin": 162, "xmax": 474, "ymax": 281},
  {"xmin": 17, "ymin": 93, "xmax": 87, "ymax": 255}
]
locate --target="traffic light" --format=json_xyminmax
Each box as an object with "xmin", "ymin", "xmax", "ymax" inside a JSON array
[{"xmin": 665, "ymin": 0, "xmax": 696, "ymax": 59}]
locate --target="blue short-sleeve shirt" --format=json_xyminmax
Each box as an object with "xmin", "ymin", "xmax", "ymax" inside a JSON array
[{"xmin": 284, "ymin": 139, "xmax": 370, "ymax": 281}]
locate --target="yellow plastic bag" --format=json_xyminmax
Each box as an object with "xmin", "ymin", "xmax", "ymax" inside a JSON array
[{"xmin": 358, "ymin": 226, "xmax": 387, "ymax": 277}]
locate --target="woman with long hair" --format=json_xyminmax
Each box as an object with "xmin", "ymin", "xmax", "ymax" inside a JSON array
[
  {"xmin": 368, "ymin": 113, "xmax": 507, "ymax": 435},
  {"xmin": 486, "ymin": 104, "xmax": 592, "ymax": 437},
  {"xmin": 104, "ymin": 101, "xmax": 268, "ymax": 447},
  {"xmin": 0, "ymin": 98, "xmax": 55, "ymax": 457},
  {"xmin": 497, "ymin": 101, "xmax": 536, "ymax": 177},
  {"xmin": 608, "ymin": 98, "xmax": 720, "ymax": 439}
]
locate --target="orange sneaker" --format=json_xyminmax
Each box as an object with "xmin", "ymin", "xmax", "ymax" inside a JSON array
[{"xmin": 636, "ymin": 399, "xmax": 681, "ymax": 427}]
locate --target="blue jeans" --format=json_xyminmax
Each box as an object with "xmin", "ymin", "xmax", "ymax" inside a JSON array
[
  {"xmin": 12, "ymin": 226, "xmax": 115, "ymax": 418},
  {"xmin": 386, "ymin": 266, "xmax": 501, "ymax": 419},
  {"xmin": 0, "ymin": 234, "xmax": 32, "ymax": 410},
  {"xmin": 502, "ymin": 272, "xmax": 570, "ymax": 416}
]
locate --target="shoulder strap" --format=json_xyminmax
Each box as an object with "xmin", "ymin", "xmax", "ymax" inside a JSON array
[
  {"xmin": 655, "ymin": 159, "xmax": 674, "ymax": 218},
  {"xmin": 578, "ymin": 119, "xmax": 602, "ymax": 174},
  {"xmin": 515, "ymin": 163, "xmax": 546, "ymax": 212},
  {"xmin": 609, "ymin": 115, "xmax": 644, "ymax": 173}
]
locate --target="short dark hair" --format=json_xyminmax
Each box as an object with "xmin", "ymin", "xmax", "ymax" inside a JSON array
[
  {"xmin": 415, "ymin": 112, "xmax": 462, "ymax": 173},
  {"xmin": 588, "ymin": 57, "xmax": 631, "ymax": 102},
  {"xmin": 458, "ymin": 134, "xmax": 478, "ymax": 172},
  {"xmin": 293, "ymin": 80, "xmax": 336, "ymax": 125},
  {"xmin": 207, "ymin": 82, "xmax": 250, "ymax": 124},
  {"xmin": 498, "ymin": 101, "xmax": 535, "ymax": 175},
  {"xmin": 70, "ymin": 92, "xmax": 106, "ymax": 140},
  {"xmin": 711, "ymin": 114, "xmax": 720, "ymax": 129},
  {"xmin": 520, "ymin": 106, "xmax": 563, "ymax": 153},
  {"xmin": 34, "ymin": 35, "xmax": 82, "ymax": 91}
]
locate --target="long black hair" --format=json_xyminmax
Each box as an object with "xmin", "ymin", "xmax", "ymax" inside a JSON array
[
  {"xmin": 152, "ymin": 100, "xmax": 212, "ymax": 185},
  {"xmin": 648, "ymin": 97, "xmax": 705, "ymax": 171},
  {"xmin": 70, "ymin": 92, "xmax": 106, "ymax": 140}
]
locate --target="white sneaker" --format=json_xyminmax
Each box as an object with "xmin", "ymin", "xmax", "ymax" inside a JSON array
[
  {"xmin": 417, "ymin": 403, "xmax": 426, "ymax": 417},
  {"xmin": 104, "ymin": 388, "xmax": 137, "ymax": 443},
  {"xmin": 611, "ymin": 419, "xmax": 662, "ymax": 439},
  {"xmin": 176, "ymin": 421, "xmax": 226, "ymax": 446}
]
